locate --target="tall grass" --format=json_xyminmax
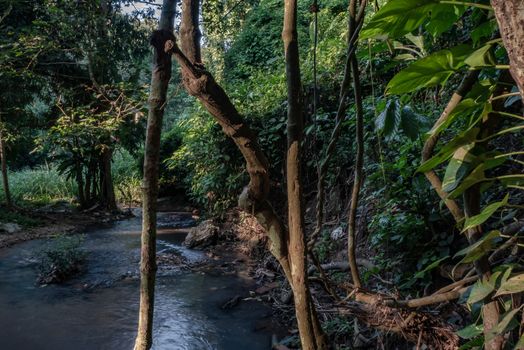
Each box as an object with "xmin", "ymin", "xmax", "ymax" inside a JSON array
[
  {"xmin": 0, "ymin": 166, "xmax": 77, "ymax": 206},
  {"xmin": 0, "ymin": 151, "xmax": 142, "ymax": 208}
]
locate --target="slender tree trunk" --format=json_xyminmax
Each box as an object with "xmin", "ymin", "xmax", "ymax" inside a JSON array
[
  {"xmin": 75, "ymin": 160, "xmax": 86, "ymax": 208},
  {"xmin": 101, "ymin": 147, "xmax": 116, "ymax": 211},
  {"xmin": 491, "ymin": 0, "xmax": 524, "ymax": 100},
  {"xmin": 134, "ymin": 1, "xmax": 176, "ymax": 349},
  {"xmin": 283, "ymin": 1, "xmax": 326, "ymax": 349},
  {"xmin": 0, "ymin": 117, "xmax": 12, "ymax": 209}
]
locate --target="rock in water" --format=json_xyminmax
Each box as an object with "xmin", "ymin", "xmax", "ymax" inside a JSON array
[
  {"xmin": 1, "ymin": 223, "xmax": 21, "ymax": 234},
  {"xmin": 184, "ymin": 220, "xmax": 219, "ymax": 248}
]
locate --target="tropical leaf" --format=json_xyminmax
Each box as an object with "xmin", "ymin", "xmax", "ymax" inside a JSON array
[
  {"xmin": 448, "ymin": 163, "xmax": 487, "ymax": 199},
  {"xmin": 442, "ymin": 144, "xmax": 476, "ymax": 192},
  {"xmin": 464, "ymin": 43, "xmax": 497, "ymax": 68},
  {"xmin": 418, "ymin": 127, "xmax": 479, "ymax": 173},
  {"xmin": 386, "ymin": 45, "xmax": 474, "ymax": 95},
  {"xmin": 400, "ymin": 105, "xmax": 426, "ymax": 140},
  {"xmin": 360, "ymin": 0, "xmax": 465, "ymax": 40},
  {"xmin": 375, "ymin": 99, "xmax": 400, "ymax": 137},
  {"xmin": 461, "ymin": 194, "xmax": 509, "ymax": 233}
]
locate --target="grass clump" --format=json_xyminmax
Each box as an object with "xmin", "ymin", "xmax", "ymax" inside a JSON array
[{"xmin": 37, "ymin": 234, "xmax": 86, "ymax": 284}]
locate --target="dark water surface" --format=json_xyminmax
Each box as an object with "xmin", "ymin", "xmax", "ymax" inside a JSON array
[{"xmin": 0, "ymin": 213, "xmax": 272, "ymax": 350}]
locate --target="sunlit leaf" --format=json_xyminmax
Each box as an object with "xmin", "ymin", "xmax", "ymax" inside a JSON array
[
  {"xmin": 495, "ymin": 274, "xmax": 524, "ymax": 297},
  {"xmin": 360, "ymin": 0, "xmax": 465, "ymax": 40},
  {"xmin": 386, "ymin": 45, "xmax": 474, "ymax": 95}
]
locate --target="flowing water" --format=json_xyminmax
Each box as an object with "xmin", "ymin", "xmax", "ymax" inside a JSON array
[{"xmin": 0, "ymin": 212, "xmax": 273, "ymax": 350}]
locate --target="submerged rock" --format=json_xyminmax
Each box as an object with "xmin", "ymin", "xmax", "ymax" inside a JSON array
[{"xmin": 184, "ymin": 220, "xmax": 219, "ymax": 248}]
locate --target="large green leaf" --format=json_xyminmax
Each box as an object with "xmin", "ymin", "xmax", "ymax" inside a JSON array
[
  {"xmin": 494, "ymin": 274, "xmax": 524, "ymax": 297},
  {"xmin": 400, "ymin": 105, "xmax": 427, "ymax": 140},
  {"xmin": 360, "ymin": 0, "xmax": 465, "ymax": 40},
  {"xmin": 461, "ymin": 194, "xmax": 509, "ymax": 233},
  {"xmin": 386, "ymin": 45, "xmax": 474, "ymax": 95},
  {"xmin": 418, "ymin": 127, "xmax": 479, "ymax": 173},
  {"xmin": 375, "ymin": 99, "xmax": 400, "ymax": 137},
  {"xmin": 454, "ymin": 230, "xmax": 500, "ymax": 264}
]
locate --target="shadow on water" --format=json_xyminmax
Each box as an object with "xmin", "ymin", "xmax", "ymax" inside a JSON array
[{"xmin": 0, "ymin": 212, "xmax": 273, "ymax": 350}]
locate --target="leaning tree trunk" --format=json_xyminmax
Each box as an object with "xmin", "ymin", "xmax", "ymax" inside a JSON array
[
  {"xmin": 282, "ymin": 0, "xmax": 326, "ymax": 348},
  {"xmin": 0, "ymin": 116, "xmax": 12, "ymax": 209},
  {"xmin": 172, "ymin": 1, "xmax": 327, "ymax": 349},
  {"xmin": 491, "ymin": 0, "xmax": 524, "ymax": 100},
  {"xmin": 134, "ymin": 1, "xmax": 177, "ymax": 349}
]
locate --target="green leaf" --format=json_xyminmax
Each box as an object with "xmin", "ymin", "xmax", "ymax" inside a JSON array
[
  {"xmin": 457, "ymin": 323, "xmax": 483, "ymax": 340},
  {"xmin": 495, "ymin": 274, "xmax": 524, "ymax": 297},
  {"xmin": 418, "ymin": 127, "xmax": 479, "ymax": 173},
  {"xmin": 454, "ymin": 230, "xmax": 500, "ymax": 264},
  {"xmin": 467, "ymin": 271, "xmax": 501, "ymax": 304},
  {"xmin": 400, "ymin": 105, "xmax": 425, "ymax": 140},
  {"xmin": 461, "ymin": 194, "xmax": 509, "ymax": 232},
  {"xmin": 465, "ymin": 44, "xmax": 497, "ymax": 68},
  {"xmin": 375, "ymin": 99, "xmax": 400, "ymax": 137},
  {"xmin": 427, "ymin": 99, "xmax": 483, "ymax": 137},
  {"xmin": 448, "ymin": 163, "xmax": 487, "ymax": 199},
  {"xmin": 413, "ymin": 256, "xmax": 449, "ymax": 279},
  {"xmin": 360, "ymin": 0, "xmax": 465, "ymax": 40},
  {"xmin": 442, "ymin": 144, "xmax": 477, "ymax": 192},
  {"xmin": 485, "ymin": 307, "xmax": 522, "ymax": 342},
  {"xmin": 386, "ymin": 45, "xmax": 474, "ymax": 95}
]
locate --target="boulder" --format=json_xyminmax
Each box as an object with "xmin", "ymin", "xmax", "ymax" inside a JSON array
[
  {"xmin": 184, "ymin": 220, "xmax": 219, "ymax": 248},
  {"xmin": 0, "ymin": 222, "xmax": 21, "ymax": 234}
]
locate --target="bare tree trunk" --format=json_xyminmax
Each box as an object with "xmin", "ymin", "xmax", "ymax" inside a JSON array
[
  {"xmin": 0, "ymin": 116, "xmax": 12, "ymax": 209},
  {"xmin": 180, "ymin": 0, "xmax": 201, "ymax": 63},
  {"xmin": 282, "ymin": 1, "xmax": 327, "ymax": 348},
  {"xmin": 134, "ymin": 1, "xmax": 176, "ymax": 349},
  {"xmin": 491, "ymin": 0, "xmax": 524, "ymax": 100},
  {"xmin": 100, "ymin": 148, "xmax": 117, "ymax": 211}
]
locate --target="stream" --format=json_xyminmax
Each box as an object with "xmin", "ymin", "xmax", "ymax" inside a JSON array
[{"xmin": 0, "ymin": 211, "xmax": 273, "ymax": 350}]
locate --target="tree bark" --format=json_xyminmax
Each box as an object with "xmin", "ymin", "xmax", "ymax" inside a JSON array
[
  {"xmin": 491, "ymin": 0, "xmax": 524, "ymax": 100},
  {"xmin": 101, "ymin": 147, "xmax": 117, "ymax": 211},
  {"xmin": 180, "ymin": 0, "xmax": 201, "ymax": 63},
  {"xmin": 0, "ymin": 117, "xmax": 12, "ymax": 209},
  {"xmin": 134, "ymin": 1, "xmax": 177, "ymax": 349},
  {"xmin": 283, "ymin": 0, "xmax": 326, "ymax": 348}
]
